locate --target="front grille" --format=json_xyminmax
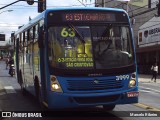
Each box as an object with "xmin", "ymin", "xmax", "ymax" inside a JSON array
[
  {"xmin": 67, "ymin": 79, "xmax": 123, "ymax": 91},
  {"xmin": 73, "ymin": 95, "xmax": 120, "ymax": 104}
]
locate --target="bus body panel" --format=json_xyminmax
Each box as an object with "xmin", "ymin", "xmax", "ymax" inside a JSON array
[{"xmin": 14, "ymin": 7, "xmax": 139, "ymax": 109}]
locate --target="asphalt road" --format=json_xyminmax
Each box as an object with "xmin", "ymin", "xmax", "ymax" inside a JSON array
[
  {"xmin": 139, "ymin": 82, "xmax": 160, "ymax": 110},
  {"xmin": 0, "ymin": 60, "xmax": 160, "ymax": 120}
]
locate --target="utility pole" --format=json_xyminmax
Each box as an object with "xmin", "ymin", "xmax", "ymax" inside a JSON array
[
  {"xmin": 126, "ymin": 1, "xmax": 129, "ymax": 12},
  {"xmin": 157, "ymin": 0, "xmax": 160, "ymax": 16},
  {"xmin": 38, "ymin": 0, "xmax": 46, "ymax": 13},
  {"xmin": 102, "ymin": 0, "xmax": 105, "ymax": 7}
]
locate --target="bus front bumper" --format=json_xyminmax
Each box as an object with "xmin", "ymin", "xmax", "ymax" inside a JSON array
[{"xmin": 47, "ymin": 89, "xmax": 139, "ymax": 109}]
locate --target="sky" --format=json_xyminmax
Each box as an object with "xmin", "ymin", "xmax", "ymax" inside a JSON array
[{"xmin": 0, "ymin": 0, "xmax": 95, "ymax": 45}]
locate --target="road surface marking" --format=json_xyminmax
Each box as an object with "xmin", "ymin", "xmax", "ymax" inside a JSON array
[
  {"xmin": 139, "ymin": 90, "xmax": 159, "ymax": 94},
  {"xmin": 4, "ymin": 86, "xmax": 16, "ymax": 94},
  {"xmin": 142, "ymin": 82, "xmax": 160, "ymax": 86},
  {"xmin": 139, "ymin": 86, "xmax": 160, "ymax": 93}
]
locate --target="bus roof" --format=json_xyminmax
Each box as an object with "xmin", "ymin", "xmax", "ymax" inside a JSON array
[
  {"xmin": 14, "ymin": 7, "xmax": 128, "ymax": 35},
  {"xmin": 46, "ymin": 7, "xmax": 127, "ymax": 13}
]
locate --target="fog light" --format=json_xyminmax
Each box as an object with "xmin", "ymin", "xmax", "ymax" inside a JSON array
[{"xmin": 129, "ymin": 79, "xmax": 136, "ymax": 87}]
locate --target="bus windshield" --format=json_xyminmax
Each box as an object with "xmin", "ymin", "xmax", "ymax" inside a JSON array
[{"xmin": 48, "ymin": 24, "xmax": 134, "ymax": 70}]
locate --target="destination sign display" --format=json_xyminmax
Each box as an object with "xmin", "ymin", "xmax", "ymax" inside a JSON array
[
  {"xmin": 62, "ymin": 13, "xmax": 115, "ymax": 22},
  {"xmin": 48, "ymin": 10, "xmax": 128, "ymax": 24}
]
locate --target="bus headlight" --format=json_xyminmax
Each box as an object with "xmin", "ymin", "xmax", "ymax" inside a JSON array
[
  {"xmin": 51, "ymin": 83, "xmax": 60, "ymax": 90},
  {"xmin": 50, "ymin": 75, "xmax": 63, "ymax": 92},
  {"xmin": 129, "ymin": 79, "xmax": 136, "ymax": 87}
]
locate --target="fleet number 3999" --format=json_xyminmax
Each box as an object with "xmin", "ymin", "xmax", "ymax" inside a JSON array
[{"xmin": 116, "ymin": 75, "xmax": 129, "ymax": 81}]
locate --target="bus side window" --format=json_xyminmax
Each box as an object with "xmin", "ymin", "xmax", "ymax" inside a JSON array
[
  {"xmin": 48, "ymin": 27, "xmax": 64, "ymax": 67},
  {"xmin": 33, "ymin": 25, "xmax": 40, "ymax": 71}
]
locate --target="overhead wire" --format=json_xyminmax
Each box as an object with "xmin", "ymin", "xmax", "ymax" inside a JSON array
[
  {"xmin": 0, "ymin": 0, "xmax": 157, "ymax": 11},
  {"xmin": 0, "ymin": 1, "xmax": 159, "ymax": 26},
  {"xmin": 0, "ymin": 1, "xmax": 96, "ymax": 8}
]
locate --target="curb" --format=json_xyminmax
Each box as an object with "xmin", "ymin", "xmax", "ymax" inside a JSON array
[{"xmin": 134, "ymin": 103, "xmax": 160, "ymax": 116}]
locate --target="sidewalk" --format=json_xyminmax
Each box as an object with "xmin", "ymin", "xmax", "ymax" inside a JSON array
[{"xmin": 138, "ymin": 74, "xmax": 160, "ymax": 84}]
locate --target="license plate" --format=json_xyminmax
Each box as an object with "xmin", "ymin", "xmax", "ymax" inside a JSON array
[{"xmin": 127, "ymin": 91, "xmax": 139, "ymax": 97}]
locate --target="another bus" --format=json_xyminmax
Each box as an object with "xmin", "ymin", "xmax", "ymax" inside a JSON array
[{"xmin": 14, "ymin": 7, "xmax": 139, "ymax": 110}]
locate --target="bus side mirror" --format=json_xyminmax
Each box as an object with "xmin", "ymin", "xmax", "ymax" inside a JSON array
[{"xmin": 38, "ymin": 26, "xmax": 44, "ymax": 48}]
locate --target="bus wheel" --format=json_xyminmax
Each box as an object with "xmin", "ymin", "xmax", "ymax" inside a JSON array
[
  {"xmin": 34, "ymin": 77, "xmax": 40, "ymax": 100},
  {"xmin": 103, "ymin": 105, "xmax": 115, "ymax": 111},
  {"xmin": 19, "ymin": 70, "xmax": 27, "ymax": 96},
  {"xmin": 34, "ymin": 77, "xmax": 47, "ymax": 111}
]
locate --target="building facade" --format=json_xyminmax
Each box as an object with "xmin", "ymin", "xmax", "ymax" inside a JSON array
[{"xmin": 95, "ymin": 0, "xmax": 160, "ymax": 74}]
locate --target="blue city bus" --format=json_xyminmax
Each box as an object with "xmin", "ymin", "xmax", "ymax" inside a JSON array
[{"xmin": 14, "ymin": 7, "xmax": 139, "ymax": 110}]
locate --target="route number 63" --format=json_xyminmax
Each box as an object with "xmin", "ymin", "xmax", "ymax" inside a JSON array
[{"xmin": 61, "ymin": 28, "xmax": 75, "ymax": 37}]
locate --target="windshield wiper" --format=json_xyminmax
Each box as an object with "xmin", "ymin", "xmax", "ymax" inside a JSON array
[{"xmin": 68, "ymin": 24, "xmax": 85, "ymax": 44}]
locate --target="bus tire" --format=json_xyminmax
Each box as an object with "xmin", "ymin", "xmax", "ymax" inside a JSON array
[
  {"xmin": 19, "ymin": 70, "xmax": 27, "ymax": 96},
  {"xmin": 34, "ymin": 77, "xmax": 47, "ymax": 111},
  {"xmin": 34, "ymin": 76, "xmax": 40, "ymax": 100},
  {"xmin": 103, "ymin": 105, "xmax": 115, "ymax": 111}
]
